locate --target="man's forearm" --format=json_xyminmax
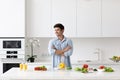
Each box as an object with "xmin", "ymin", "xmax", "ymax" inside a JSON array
[
  {"xmin": 52, "ymin": 45, "xmax": 72, "ymax": 55},
  {"xmin": 63, "ymin": 46, "xmax": 71, "ymax": 52}
]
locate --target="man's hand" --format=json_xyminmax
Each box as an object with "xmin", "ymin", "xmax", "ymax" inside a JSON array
[
  {"xmin": 52, "ymin": 45, "xmax": 56, "ymax": 50},
  {"xmin": 55, "ymin": 50, "xmax": 64, "ymax": 55},
  {"xmin": 52, "ymin": 45, "xmax": 63, "ymax": 55}
]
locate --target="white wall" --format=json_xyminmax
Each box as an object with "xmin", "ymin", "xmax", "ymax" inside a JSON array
[
  {"xmin": 71, "ymin": 38, "xmax": 120, "ymax": 62},
  {"xmin": 25, "ymin": 38, "xmax": 120, "ymax": 63}
]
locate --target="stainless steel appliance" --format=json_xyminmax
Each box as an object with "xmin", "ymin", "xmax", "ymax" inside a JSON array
[
  {"xmin": 0, "ymin": 38, "xmax": 25, "ymax": 74},
  {"xmin": 3, "ymin": 40, "xmax": 21, "ymax": 49},
  {"xmin": 0, "ymin": 38, "xmax": 25, "ymax": 59}
]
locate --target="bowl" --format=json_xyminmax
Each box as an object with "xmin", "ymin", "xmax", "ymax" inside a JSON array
[
  {"xmin": 88, "ymin": 68, "xmax": 94, "ymax": 73},
  {"xmin": 97, "ymin": 69, "xmax": 104, "ymax": 72},
  {"xmin": 109, "ymin": 58, "xmax": 120, "ymax": 62}
]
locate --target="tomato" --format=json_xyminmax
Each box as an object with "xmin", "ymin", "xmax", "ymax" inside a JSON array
[
  {"xmin": 83, "ymin": 64, "xmax": 88, "ymax": 68},
  {"xmin": 34, "ymin": 67, "xmax": 40, "ymax": 70},
  {"xmin": 99, "ymin": 65, "xmax": 105, "ymax": 69}
]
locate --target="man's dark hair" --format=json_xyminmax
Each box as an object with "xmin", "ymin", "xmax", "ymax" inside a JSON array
[{"xmin": 54, "ymin": 23, "xmax": 64, "ymax": 30}]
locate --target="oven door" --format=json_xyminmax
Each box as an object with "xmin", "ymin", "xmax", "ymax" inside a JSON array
[{"xmin": 3, "ymin": 63, "xmax": 19, "ymax": 73}]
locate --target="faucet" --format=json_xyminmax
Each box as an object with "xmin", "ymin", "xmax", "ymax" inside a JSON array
[
  {"xmin": 29, "ymin": 39, "xmax": 40, "ymax": 57},
  {"xmin": 94, "ymin": 48, "xmax": 102, "ymax": 61}
]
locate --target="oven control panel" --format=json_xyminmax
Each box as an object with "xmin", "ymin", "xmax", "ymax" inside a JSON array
[
  {"xmin": 6, "ymin": 55, "xmax": 17, "ymax": 58},
  {"xmin": 6, "ymin": 51, "xmax": 18, "ymax": 54},
  {"xmin": 6, "ymin": 51, "xmax": 18, "ymax": 58},
  {"xmin": 0, "ymin": 50, "xmax": 25, "ymax": 59}
]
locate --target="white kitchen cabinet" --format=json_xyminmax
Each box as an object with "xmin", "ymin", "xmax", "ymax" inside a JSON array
[
  {"xmin": 51, "ymin": 0, "xmax": 76, "ymax": 37},
  {"xmin": 26, "ymin": 0, "xmax": 120, "ymax": 38},
  {"xmin": 26, "ymin": 0, "xmax": 52, "ymax": 37},
  {"xmin": 77, "ymin": 0, "xmax": 101, "ymax": 37},
  {"xmin": 0, "ymin": 0, "xmax": 25, "ymax": 37},
  {"xmin": 102, "ymin": 0, "xmax": 120, "ymax": 37}
]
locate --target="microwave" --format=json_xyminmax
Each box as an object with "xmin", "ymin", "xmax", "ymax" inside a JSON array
[
  {"xmin": 0, "ymin": 38, "xmax": 25, "ymax": 50},
  {"xmin": 3, "ymin": 40, "xmax": 21, "ymax": 49}
]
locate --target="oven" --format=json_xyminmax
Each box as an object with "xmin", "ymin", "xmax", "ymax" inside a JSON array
[{"xmin": 0, "ymin": 38, "xmax": 25, "ymax": 74}]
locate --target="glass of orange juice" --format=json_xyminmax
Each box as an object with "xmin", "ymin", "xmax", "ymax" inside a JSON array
[
  {"xmin": 23, "ymin": 64, "xmax": 27, "ymax": 71},
  {"xmin": 19, "ymin": 63, "xmax": 23, "ymax": 70}
]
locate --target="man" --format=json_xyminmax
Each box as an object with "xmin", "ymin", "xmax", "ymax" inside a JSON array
[{"xmin": 48, "ymin": 23, "xmax": 73, "ymax": 68}]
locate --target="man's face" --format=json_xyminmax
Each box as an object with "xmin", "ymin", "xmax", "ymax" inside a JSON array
[{"xmin": 54, "ymin": 27, "xmax": 64, "ymax": 36}]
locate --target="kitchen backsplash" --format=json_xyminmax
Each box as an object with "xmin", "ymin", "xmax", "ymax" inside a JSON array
[{"xmin": 25, "ymin": 37, "xmax": 120, "ymax": 63}]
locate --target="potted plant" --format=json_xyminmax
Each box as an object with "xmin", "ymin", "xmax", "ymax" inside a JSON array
[
  {"xmin": 26, "ymin": 38, "xmax": 40, "ymax": 62},
  {"xmin": 27, "ymin": 55, "xmax": 37, "ymax": 62}
]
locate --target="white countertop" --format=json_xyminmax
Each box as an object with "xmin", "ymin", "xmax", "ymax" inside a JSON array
[{"xmin": 1, "ymin": 65, "xmax": 120, "ymax": 80}]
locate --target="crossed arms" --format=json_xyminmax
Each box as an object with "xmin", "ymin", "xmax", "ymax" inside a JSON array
[
  {"xmin": 52, "ymin": 45, "xmax": 71, "ymax": 56},
  {"xmin": 48, "ymin": 39, "xmax": 73, "ymax": 56}
]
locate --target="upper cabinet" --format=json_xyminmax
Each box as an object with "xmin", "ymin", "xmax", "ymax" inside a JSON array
[
  {"xmin": 26, "ymin": 0, "xmax": 52, "ymax": 37},
  {"xmin": 77, "ymin": 0, "xmax": 101, "ymax": 37},
  {"xmin": 51, "ymin": 0, "xmax": 76, "ymax": 37},
  {"xmin": 26, "ymin": 0, "xmax": 120, "ymax": 37},
  {"xmin": 0, "ymin": 0, "xmax": 25, "ymax": 37},
  {"xmin": 102, "ymin": 0, "xmax": 120, "ymax": 37}
]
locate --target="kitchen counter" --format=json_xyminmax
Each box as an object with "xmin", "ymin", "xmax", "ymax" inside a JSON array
[{"xmin": 1, "ymin": 65, "xmax": 120, "ymax": 80}]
